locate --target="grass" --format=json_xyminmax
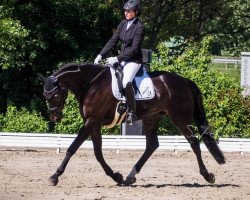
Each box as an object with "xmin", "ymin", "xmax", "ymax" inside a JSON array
[{"xmin": 211, "ymin": 63, "xmax": 241, "ymax": 82}]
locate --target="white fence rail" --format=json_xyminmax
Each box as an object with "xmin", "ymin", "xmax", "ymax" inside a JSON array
[
  {"xmin": 212, "ymin": 58, "xmax": 241, "ymax": 64},
  {"xmin": 0, "ymin": 133, "xmax": 250, "ymax": 153},
  {"xmin": 212, "ymin": 57, "xmax": 241, "ymax": 69}
]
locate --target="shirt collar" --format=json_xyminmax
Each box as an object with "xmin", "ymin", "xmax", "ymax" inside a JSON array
[
  {"xmin": 126, "ymin": 17, "xmax": 137, "ymax": 29},
  {"xmin": 128, "ymin": 17, "xmax": 137, "ymax": 24}
]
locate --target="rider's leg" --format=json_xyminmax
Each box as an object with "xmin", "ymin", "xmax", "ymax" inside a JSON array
[
  {"xmin": 122, "ymin": 62, "xmax": 141, "ymax": 124},
  {"xmin": 124, "ymin": 82, "xmax": 137, "ymax": 123},
  {"xmin": 122, "ymin": 62, "xmax": 141, "ymax": 89}
]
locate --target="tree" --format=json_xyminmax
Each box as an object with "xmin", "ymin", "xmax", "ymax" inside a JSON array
[
  {"xmin": 0, "ymin": 5, "xmax": 33, "ymax": 113},
  {"xmin": 0, "ymin": 0, "xmax": 120, "ymax": 115},
  {"xmin": 137, "ymin": 0, "xmax": 249, "ymax": 55},
  {"xmin": 210, "ymin": 0, "xmax": 250, "ymax": 56}
]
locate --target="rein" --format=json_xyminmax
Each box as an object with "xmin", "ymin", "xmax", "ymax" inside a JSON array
[
  {"xmin": 80, "ymin": 66, "xmax": 109, "ymax": 91},
  {"xmin": 89, "ymin": 67, "xmax": 109, "ymax": 85}
]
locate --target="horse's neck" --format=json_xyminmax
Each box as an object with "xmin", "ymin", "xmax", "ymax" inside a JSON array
[{"xmin": 57, "ymin": 65, "xmax": 104, "ymax": 99}]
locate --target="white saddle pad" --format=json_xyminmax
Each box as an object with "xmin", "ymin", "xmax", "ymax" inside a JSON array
[{"xmin": 110, "ymin": 67, "xmax": 155, "ymax": 100}]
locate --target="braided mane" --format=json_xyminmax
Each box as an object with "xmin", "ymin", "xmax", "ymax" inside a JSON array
[{"xmin": 53, "ymin": 62, "xmax": 102, "ymax": 79}]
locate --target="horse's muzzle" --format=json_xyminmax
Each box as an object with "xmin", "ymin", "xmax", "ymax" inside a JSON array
[
  {"xmin": 48, "ymin": 106, "xmax": 63, "ymax": 123},
  {"xmin": 50, "ymin": 112, "xmax": 63, "ymax": 123}
]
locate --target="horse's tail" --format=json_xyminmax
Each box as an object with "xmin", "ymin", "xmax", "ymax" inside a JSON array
[{"xmin": 187, "ymin": 79, "xmax": 225, "ymax": 164}]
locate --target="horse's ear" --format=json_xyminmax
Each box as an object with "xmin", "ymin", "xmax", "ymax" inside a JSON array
[{"xmin": 37, "ymin": 73, "xmax": 46, "ymax": 84}]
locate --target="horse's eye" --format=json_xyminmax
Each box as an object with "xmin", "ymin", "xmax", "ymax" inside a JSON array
[{"xmin": 54, "ymin": 94, "xmax": 60, "ymax": 99}]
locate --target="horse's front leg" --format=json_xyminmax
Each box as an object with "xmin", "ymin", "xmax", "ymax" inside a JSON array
[
  {"xmin": 49, "ymin": 125, "xmax": 89, "ymax": 186},
  {"xmin": 91, "ymin": 131, "xmax": 124, "ymax": 185}
]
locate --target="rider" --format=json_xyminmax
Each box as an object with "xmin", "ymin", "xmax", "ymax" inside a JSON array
[{"xmin": 94, "ymin": 0, "xmax": 144, "ymax": 124}]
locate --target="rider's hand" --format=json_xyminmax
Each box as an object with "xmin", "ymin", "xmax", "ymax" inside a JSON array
[
  {"xmin": 106, "ymin": 57, "xmax": 118, "ymax": 65},
  {"xmin": 94, "ymin": 55, "xmax": 102, "ymax": 65}
]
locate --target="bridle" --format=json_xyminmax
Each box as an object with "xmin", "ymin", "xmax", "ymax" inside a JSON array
[
  {"xmin": 43, "ymin": 65, "xmax": 108, "ymax": 114},
  {"xmin": 43, "ymin": 84, "xmax": 68, "ymax": 114}
]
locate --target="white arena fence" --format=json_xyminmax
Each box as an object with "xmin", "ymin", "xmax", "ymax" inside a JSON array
[
  {"xmin": 0, "ymin": 133, "xmax": 250, "ymax": 153},
  {"xmin": 212, "ymin": 57, "xmax": 241, "ymax": 68}
]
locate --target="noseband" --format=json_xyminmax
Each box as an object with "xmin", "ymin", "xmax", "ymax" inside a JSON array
[{"xmin": 43, "ymin": 83, "xmax": 68, "ymax": 113}]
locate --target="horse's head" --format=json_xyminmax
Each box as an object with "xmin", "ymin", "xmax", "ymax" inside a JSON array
[{"xmin": 40, "ymin": 75, "xmax": 68, "ymax": 123}]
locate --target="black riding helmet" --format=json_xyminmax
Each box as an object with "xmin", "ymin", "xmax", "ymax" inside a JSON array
[{"xmin": 123, "ymin": 0, "xmax": 141, "ymax": 14}]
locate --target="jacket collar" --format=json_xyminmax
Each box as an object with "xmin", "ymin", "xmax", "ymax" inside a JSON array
[{"xmin": 125, "ymin": 18, "xmax": 139, "ymax": 32}]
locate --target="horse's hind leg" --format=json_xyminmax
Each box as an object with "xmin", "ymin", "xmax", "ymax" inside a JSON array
[
  {"xmin": 49, "ymin": 124, "xmax": 90, "ymax": 186},
  {"xmin": 177, "ymin": 124, "xmax": 215, "ymax": 183},
  {"xmin": 124, "ymin": 116, "xmax": 160, "ymax": 185}
]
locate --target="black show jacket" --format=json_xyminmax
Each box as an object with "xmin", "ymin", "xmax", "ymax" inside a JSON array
[{"xmin": 99, "ymin": 18, "xmax": 145, "ymax": 64}]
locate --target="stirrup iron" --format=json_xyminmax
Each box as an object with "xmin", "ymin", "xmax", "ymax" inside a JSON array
[{"xmin": 126, "ymin": 112, "xmax": 137, "ymax": 125}]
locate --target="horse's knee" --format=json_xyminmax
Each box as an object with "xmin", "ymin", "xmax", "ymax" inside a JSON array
[
  {"xmin": 93, "ymin": 150, "xmax": 102, "ymax": 163},
  {"xmin": 153, "ymin": 141, "xmax": 159, "ymax": 150},
  {"xmin": 67, "ymin": 144, "xmax": 80, "ymax": 155},
  {"xmin": 147, "ymin": 140, "xmax": 159, "ymax": 151}
]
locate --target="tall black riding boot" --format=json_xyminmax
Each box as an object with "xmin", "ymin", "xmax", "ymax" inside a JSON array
[{"xmin": 124, "ymin": 82, "xmax": 137, "ymax": 125}]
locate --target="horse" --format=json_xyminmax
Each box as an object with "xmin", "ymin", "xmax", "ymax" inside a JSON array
[{"xmin": 40, "ymin": 62, "xmax": 225, "ymax": 186}]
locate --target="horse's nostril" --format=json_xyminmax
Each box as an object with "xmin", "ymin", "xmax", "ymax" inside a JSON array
[{"xmin": 50, "ymin": 112, "xmax": 63, "ymax": 123}]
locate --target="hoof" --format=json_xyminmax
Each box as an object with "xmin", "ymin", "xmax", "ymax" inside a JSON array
[
  {"xmin": 48, "ymin": 176, "xmax": 59, "ymax": 186},
  {"xmin": 205, "ymin": 173, "xmax": 215, "ymax": 184},
  {"xmin": 123, "ymin": 176, "xmax": 136, "ymax": 186},
  {"xmin": 114, "ymin": 172, "xmax": 124, "ymax": 184}
]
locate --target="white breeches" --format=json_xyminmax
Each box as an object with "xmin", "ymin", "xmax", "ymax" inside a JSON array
[{"xmin": 121, "ymin": 62, "xmax": 141, "ymax": 88}]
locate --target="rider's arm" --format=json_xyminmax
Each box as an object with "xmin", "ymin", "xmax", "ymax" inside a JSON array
[{"xmin": 99, "ymin": 20, "xmax": 126, "ymax": 58}]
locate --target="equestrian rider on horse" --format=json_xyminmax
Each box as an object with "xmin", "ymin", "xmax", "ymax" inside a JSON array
[{"xmin": 94, "ymin": 0, "xmax": 144, "ymax": 125}]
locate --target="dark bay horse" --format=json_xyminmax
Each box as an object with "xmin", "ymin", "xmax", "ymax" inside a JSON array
[{"xmin": 41, "ymin": 62, "xmax": 225, "ymax": 186}]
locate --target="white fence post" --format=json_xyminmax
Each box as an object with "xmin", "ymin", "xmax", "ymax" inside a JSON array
[{"xmin": 241, "ymin": 52, "xmax": 250, "ymax": 97}]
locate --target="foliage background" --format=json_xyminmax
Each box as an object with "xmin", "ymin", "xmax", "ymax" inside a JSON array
[
  {"xmin": 151, "ymin": 37, "xmax": 250, "ymax": 138},
  {"xmin": 0, "ymin": 0, "xmax": 249, "ymax": 137}
]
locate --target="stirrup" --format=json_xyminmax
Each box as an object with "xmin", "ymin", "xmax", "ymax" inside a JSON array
[{"xmin": 126, "ymin": 112, "xmax": 137, "ymax": 125}]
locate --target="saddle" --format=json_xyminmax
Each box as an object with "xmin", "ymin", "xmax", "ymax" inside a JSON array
[
  {"xmin": 110, "ymin": 65, "xmax": 155, "ymax": 101},
  {"xmin": 105, "ymin": 65, "xmax": 155, "ymax": 128}
]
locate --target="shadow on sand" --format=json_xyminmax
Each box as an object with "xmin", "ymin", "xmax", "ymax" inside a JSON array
[{"xmin": 126, "ymin": 183, "xmax": 240, "ymax": 189}]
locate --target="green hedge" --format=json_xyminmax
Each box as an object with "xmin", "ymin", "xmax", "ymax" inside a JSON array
[
  {"xmin": 0, "ymin": 106, "xmax": 47, "ymax": 133},
  {"xmin": 151, "ymin": 37, "xmax": 250, "ymax": 138}
]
